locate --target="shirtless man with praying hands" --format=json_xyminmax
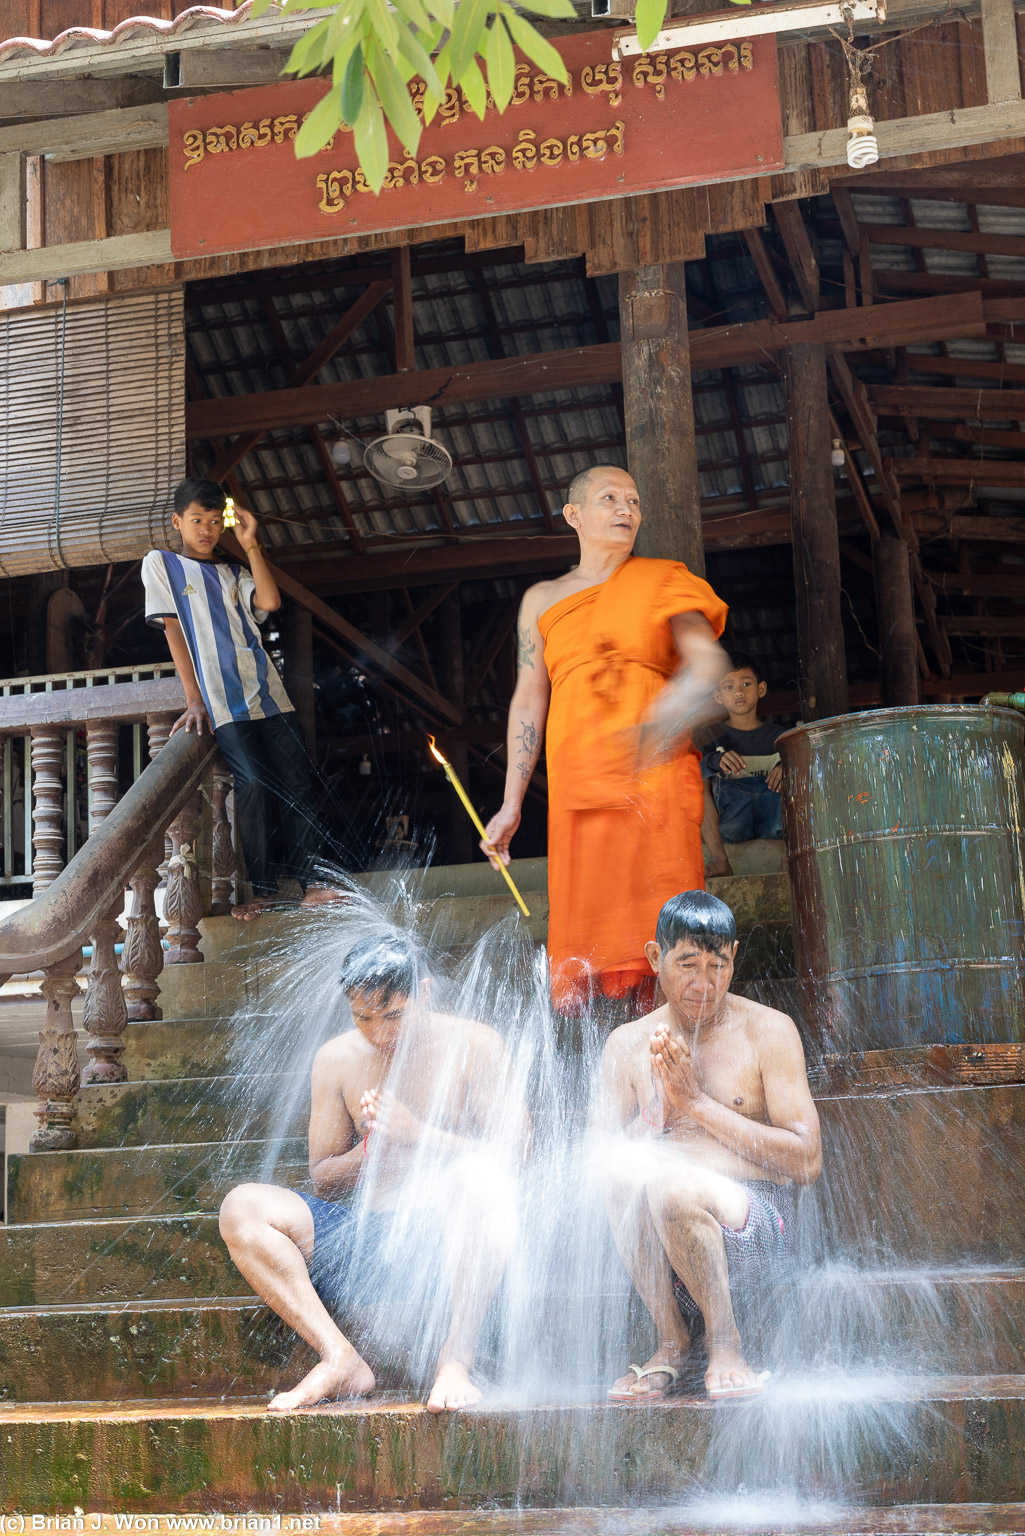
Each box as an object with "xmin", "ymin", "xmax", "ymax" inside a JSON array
[
  {"xmin": 597, "ymin": 890, "xmax": 821, "ymax": 1402},
  {"xmin": 219, "ymin": 934, "xmax": 527, "ymax": 1413}
]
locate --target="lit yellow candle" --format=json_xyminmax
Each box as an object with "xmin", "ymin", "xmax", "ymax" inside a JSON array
[{"xmin": 428, "ymin": 737, "xmax": 531, "ymax": 917}]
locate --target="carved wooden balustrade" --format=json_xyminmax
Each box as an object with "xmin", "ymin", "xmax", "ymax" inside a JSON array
[{"xmin": 0, "ymin": 672, "xmax": 236, "ymax": 1151}]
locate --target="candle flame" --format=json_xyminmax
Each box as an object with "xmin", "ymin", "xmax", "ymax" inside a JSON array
[{"xmin": 427, "ymin": 735, "xmax": 447, "ymax": 767}]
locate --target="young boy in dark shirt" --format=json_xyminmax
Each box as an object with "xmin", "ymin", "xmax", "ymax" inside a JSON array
[
  {"xmin": 142, "ymin": 476, "xmax": 342, "ymax": 919},
  {"xmin": 701, "ymin": 653, "xmax": 783, "ymax": 878}
]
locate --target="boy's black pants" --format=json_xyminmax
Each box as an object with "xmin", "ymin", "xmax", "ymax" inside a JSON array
[{"xmin": 214, "ymin": 712, "xmax": 323, "ymax": 895}]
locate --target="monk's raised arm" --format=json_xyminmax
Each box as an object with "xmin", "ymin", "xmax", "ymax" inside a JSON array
[
  {"xmin": 638, "ymin": 614, "xmax": 728, "ymax": 766},
  {"xmin": 481, "ymin": 586, "xmax": 551, "ymax": 868}
]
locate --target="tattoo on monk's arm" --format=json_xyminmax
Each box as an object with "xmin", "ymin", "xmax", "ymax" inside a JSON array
[
  {"xmin": 515, "ymin": 720, "xmax": 540, "ymax": 782},
  {"xmin": 516, "ymin": 624, "xmax": 536, "ymax": 670}
]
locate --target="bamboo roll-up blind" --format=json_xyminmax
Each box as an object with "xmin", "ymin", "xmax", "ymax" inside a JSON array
[{"xmin": 0, "ymin": 288, "xmax": 185, "ymax": 576}]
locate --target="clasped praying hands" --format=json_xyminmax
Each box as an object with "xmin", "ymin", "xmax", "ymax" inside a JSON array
[{"xmin": 650, "ymin": 1027, "xmax": 704, "ymax": 1127}]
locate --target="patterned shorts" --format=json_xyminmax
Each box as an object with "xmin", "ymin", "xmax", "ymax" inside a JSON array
[{"xmin": 672, "ymin": 1178, "xmax": 795, "ymax": 1331}]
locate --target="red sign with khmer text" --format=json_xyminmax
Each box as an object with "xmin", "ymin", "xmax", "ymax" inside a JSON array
[{"xmin": 167, "ymin": 30, "xmax": 782, "ymax": 259}]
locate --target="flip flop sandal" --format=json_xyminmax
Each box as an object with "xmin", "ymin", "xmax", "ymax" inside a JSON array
[
  {"xmin": 607, "ymin": 1363, "xmax": 682, "ymax": 1402},
  {"xmin": 706, "ymin": 1370, "xmax": 772, "ymax": 1402}
]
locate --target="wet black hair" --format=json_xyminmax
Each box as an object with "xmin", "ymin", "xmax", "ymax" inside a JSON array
[
  {"xmin": 722, "ymin": 651, "xmax": 765, "ymax": 685},
  {"xmin": 173, "ymin": 477, "xmax": 227, "ymax": 516},
  {"xmin": 655, "ymin": 890, "xmax": 737, "ymax": 957},
  {"xmin": 339, "ymin": 934, "xmax": 419, "ymax": 1006}
]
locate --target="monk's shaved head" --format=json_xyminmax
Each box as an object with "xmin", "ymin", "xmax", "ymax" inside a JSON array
[{"xmin": 566, "ymin": 464, "xmax": 628, "ymax": 508}]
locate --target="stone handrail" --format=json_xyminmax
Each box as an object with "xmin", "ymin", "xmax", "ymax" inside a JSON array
[{"xmin": 0, "ymin": 677, "xmax": 238, "ymax": 1152}]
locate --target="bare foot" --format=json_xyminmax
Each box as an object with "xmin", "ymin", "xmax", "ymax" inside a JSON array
[
  {"xmin": 608, "ymin": 1344, "xmax": 690, "ymax": 1402},
  {"xmin": 299, "ymin": 885, "xmax": 350, "ymax": 910},
  {"xmin": 426, "ymin": 1359, "xmax": 482, "ymax": 1413},
  {"xmin": 231, "ymin": 896, "xmax": 281, "ymax": 922},
  {"xmin": 705, "ymin": 1342, "xmax": 763, "ymax": 1398},
  {"xmin": 704, "ymin": 858, "xmax": 733, "ymax": 879},
  {"xmin": 268, "ymin": 1353, "xmax": 375, "ymax": 1412}
]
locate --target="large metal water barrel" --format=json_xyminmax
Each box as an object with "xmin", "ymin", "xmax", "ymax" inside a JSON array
[{"xmin": 779, "ymin": 706, "xmax": 1025, "ymax": 1054}]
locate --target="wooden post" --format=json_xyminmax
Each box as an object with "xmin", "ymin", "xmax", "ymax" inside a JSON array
[
  {"xmin": 874, "ymin": 535, "xmax": 920, "ymax": 706},
  {"xmin": 441, "ymin": 594, "xmax": 473, "ymax": 864},
  {"xmin": 619, "ymin": 262, "xmax": 704, "ymax": 575},
  {"xmin": 282, "ymin": 600, "xmax": 316, "ymax": 759},
  {"xmin": 82, "ymin": 720, "xmax": 129, "ymax": 1085},
  {"xmin": 785, "ymin": 342, "xmax": 849, "ymax": 721}
]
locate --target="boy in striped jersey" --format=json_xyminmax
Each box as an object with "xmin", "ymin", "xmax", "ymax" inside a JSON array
[{"xmin": 142, "ymin": 477, "xmax": 342, "ymax": 919}]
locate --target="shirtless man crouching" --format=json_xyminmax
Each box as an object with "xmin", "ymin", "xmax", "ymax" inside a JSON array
[
  {"xmin": 219, "ymin": 934, "xmax": 527, "ymax": 1413},
  {"xmin": 597, "ymin": 890, "xmax": 821, "ymax": 1402}
]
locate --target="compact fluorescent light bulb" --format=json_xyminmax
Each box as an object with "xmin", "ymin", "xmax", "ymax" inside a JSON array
[{"xmin": 222, "ymin": 497, "xmax": 238, "ymax": 528}]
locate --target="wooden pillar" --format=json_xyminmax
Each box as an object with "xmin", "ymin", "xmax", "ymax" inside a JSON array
[
  {"xmin": 874, "ymin": 535, "xmax": 920, "ymax": 707},
  {"xmin": 619, "ymin": 262, "xmax": 704, "ymax": 575},
  {"xmin": 282, "ymin": 600, "xmax": 316, "ymax": 759},
  {"xmin": 785, "ymin": 342, "xmax": 849, "ymax": 721},
  {"xmin": 441, "ymin": 595, "xmax": 473, "ymax": 865}
]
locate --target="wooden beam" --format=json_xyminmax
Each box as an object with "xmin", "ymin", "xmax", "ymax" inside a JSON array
[
  {"xmin": 275, "ymin": 535, "xmax": 581, "ymax": 592},
  {"xmin": 932, "ymin": 571, "xmax": 1025, "ymax": 596},
  {"xmin": 828, "ymin": 350, "xmax": 905, "ymax": 538},
  {"xmin": 941, "ymin": 614, "xmax": 1025, "ymax": 635},
  {"xmin": 391, "ymin": 247, "xmax": 415, "ymax": 374},
  {"xmin": 913, "ymin": 511, "xmax": 1025, "ymax": 542},
  {"xmin": 391, "ymin": 582, "xmax": 458, "ymax": 647},
  {"xmin": 786, "ymin": 341, "xmax": 848, "ymax": 719},
  {"xmin": 176, "ymin": 49, "xmax": 293, "ymax": 89},
  {"xmin": 0, "ymin": 78, "xmax": 164, "ymax": 120},
  {"xmin": 0, "ymin": 229, "xmax": 171, "ymax": 284},
  {"xmin": 203, "ymin": 279, "xmax": 392, "ymax": 482},
  {"xmin": 464, "ymin": 602, "xmax": 518, "ymax": 702},
  {"xmin": 906, "ymin": 354, "xmax": 1025, "ymax": 385},
  {"xmin": 888, "ymin": 457, "xmax": 1025, "ymax": 485},
  {"xmin": 742, "ymin": 228, "xmax": 788, "ymax": 320},
  {"xmin": 621, "ymin": 262, "xmax": 704, "ymax": 572},
  {"xmin": 784, "ymin": 97, "xmax": 1025, "ymax": 172},
  {"xmin": 0, "ymin": 103, "xmax": 167, "ymax": 162},
  {"xmin": 859, "ymin": 222, "xmax": 1025, "ymax": 261},
  {"xmin": 829, "ymin": 409, "xmax": 882, "ymax": 541},
  {"xmin": 875, "ymin": 535, "xmax": 921, "ymax": 704},
  {"xmin": 774, "ymin": 201, "xmax": 820, "ymax": 313},
  {"xmin": 0, "ymin": 152, "xmax": 26, "ymax": 253},
  {"xmin": 982, "ymin": 0, "xmax": 1023, "ymax": 103},
  {"xmin": 872, "ymin": 384, "xmax": 1025, "ymax": 418},
  {"xmin": 928, "ymin": 422, "xmax": 1025, "ymax": 452},
  {"xmin": 186, "ymin": 295, "xmax": 990, "ymax": 440}
]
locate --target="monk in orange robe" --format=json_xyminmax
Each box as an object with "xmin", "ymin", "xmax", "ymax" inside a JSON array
[{"xmin": 482, "ymin": 465, "xmax": 729, "ymax": 1014}]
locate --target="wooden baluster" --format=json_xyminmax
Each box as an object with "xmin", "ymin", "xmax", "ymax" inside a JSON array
[
  {"xmin": 120, "ymin": 714, "xmax": 173, "ymax": 1019},
  {"xmin": 147, "ymin": 713, "xmax": 174, "ymax": 884},
  {"xmin": 165, "ymin": 790, "xmax": 203, "ymax": 964},
  {"xmin": 31, "ymin": 953, "xmax": 82, "ymax": 1151},
  {"xmin": 82, "ymin": 721, "xmax": 128, "ymax": 1086},
  {"xmin": 209, "ymin": 762, "xmax": 236, "ymax": 916},
  {"xmin": 29, "ymin": 726, "xmax": 66, "ymax": 894}
]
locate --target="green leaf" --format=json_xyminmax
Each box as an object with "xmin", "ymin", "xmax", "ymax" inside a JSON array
[
  {"xmin": 367, "ymin": 40, "xmax": 425, "ymax": 153},
  {"xmin": 397, "ymin": 26, "xmax": 443, "ymax": 97},
  {"xmin": 285, "ymin": 18, "xmax": 333, "ymax": 76},
  {"xmin": 249, "ymin": 0, "xmax": 276, "ymax": 15},
  {"xmin": 354, "ymin": 92, "xmax": 389, "ymax": 191},
  {"xmin": 458, "ymin": 57, "xmax": 488, "ymax": 118},
  {"xmin": 499, "ymin": 7, "xmax": 567, "ymax": 80},
  {"xmin": 340, "ymin": 46, "xmax": 367, "ymax": 124},
  {"xmin": 421, "ymin": 40, "xmax": 451, "ymax": 123},
  {"xmin": 483, "ymin": 14, "xmax": 514, "ymax": 108},
  {"xmin": 392, "ymin": 0, "xmax": 433, "ymax": 32},
  {"xmin": 366, "ymin": 0, "xmax": 402, "ymax": 57},
  {"xmin": 449, "ymin": 0, "xmax": 490, "ymax": 81},
  {"xmin": 294, "ymin": 85, "xmax": 345, "ymax": 157},
  {"xmin": 422, "ymin": 0, "xmax": 456, "ymax": 30},
  {"xmin": 634, "ymin": 0, "xmax": 668, "ymax": 51},
  {"xmin": 513, "ymin": 0, "xmax": 576, "ymax": 16}
]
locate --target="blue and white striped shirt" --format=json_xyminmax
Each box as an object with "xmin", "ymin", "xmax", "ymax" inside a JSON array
[{"xmin": 142, "ymin": 549, "xmax": 293, "ymax": 729}]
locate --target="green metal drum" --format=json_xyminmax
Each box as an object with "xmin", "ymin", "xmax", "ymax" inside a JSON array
[{"xmin": 779, "ymin": 706, "xmax": 1025, "ymax": 1054}]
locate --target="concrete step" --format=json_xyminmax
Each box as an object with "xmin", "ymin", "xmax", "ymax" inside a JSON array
[
  {"xmin": 73, "ymin": 1075, "xmax": 305, "ymax": 1149},
  {"xmin": 121, "ymin": 1018, "xmax": 268, "ymax": 1082},
  {"xmin": 6, "ymin": 1139, "xmax": 309, "ymax": 1223},
  {"xmin": 791, "ymin": 1265, "xmax": 1025, "ymax": 1375},
  {"xmin": 808, "ymin": 1084, "xmax": 1025, "ymax": 1266},
  {"xmin": 0, "ymin": 1214, "xmax": 251, "ymax": 1306},
  {"xmin": 1, "ymin": 1376, "xmax": 1025, "ymax": 1511},
  {"xmin": 0, "ymin": 1295, "xmax": 309, "ymax": 1404}
]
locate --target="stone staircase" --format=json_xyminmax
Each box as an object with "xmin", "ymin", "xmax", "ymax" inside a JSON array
[{"xmin": 1, "ymin": 861, "xmax": 1024, "ymax": 1523}]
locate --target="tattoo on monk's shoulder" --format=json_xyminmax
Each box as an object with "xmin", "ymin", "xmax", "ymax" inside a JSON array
[{"xmin": 516, "ymin": 626, "xmax": 536, "ymax": 669}]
